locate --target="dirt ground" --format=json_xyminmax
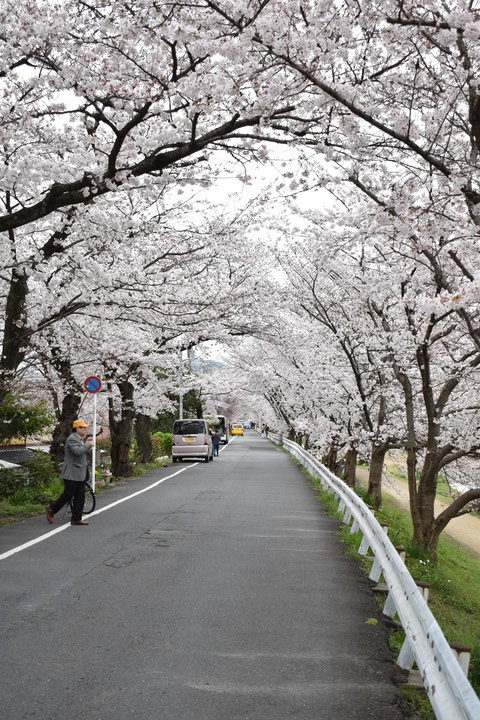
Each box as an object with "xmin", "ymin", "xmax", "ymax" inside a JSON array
[{"xmin": 355, "ymin": 466, "xmax": 480, "ymax": 557}]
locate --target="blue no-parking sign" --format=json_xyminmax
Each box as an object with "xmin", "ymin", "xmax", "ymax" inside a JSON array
[{"xmin": 84, "ymin": 375, "xmax": 102, "ymax": 394}]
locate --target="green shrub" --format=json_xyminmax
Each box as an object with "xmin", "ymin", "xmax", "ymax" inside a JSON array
[
  {"xmin": 0, "ymin": 453, "xmax": 60, "ymax": 503},
  {"xmin": 161, "ymin": 432, "xmax": 172, "ymax": 456},
  {"xmin": 10, "ymin": 487, "xmax": 33, "ymax": 506},
  {"xmin": 25, "ymin": 452, "xmax": 59, "ymax": 493},
  {"xmin": 44, "ymin": 475, "xmax": 64, "ymax": 498},
  {"xmin": 0, "ymin": 467, "xmax": 28, "ymax": 498},
  {"xmin": 96, "ymin": 438, "xmax": 112, "ymax": 453},
  {"xmin": 152, "ymin": 431, "xmax": 172, "ymax": 457},
  {"xmin": 151, "ymin": 432, "xmax": 163, "ymax": 456}
]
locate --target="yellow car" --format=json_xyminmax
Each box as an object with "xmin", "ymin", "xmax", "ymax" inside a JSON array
[{"xmin": 230, "ymin": 423, "xmax": 244, "ymax": 436}]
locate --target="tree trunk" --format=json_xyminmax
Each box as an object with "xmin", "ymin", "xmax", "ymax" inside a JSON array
[
  {"xmin": 410, "ymin": 447, "xmax": 450, "ymax": 558},
  {"xmin": 323, "ymin": 442, "xmax": 340, "ymax": 474},
  {"xmin": 111, "ymin": 436, "xmax": 132, "ymax": 477},
  {"xmin": 406, "ymin": 443, "xmax": 422, "ymax": 540},
  {"xmin": 411, "ymin": 472, "xmax": 480, "ymax": 558},
  {"xmin": 396, "ymin": 368, "xmax": 426, "ymax": 543},
  {"xmin": 46, "ymin": 343, "xmax": 84, "ymax": 462},
  {"xmin": 50, "ymin": 391, "xmax": 82, "ymax": 461},
  {"xmin": 109, "ymin": 379, "xmax": 135, "ymax": 477},
  {"xmin": 0, "ymin": 268, "xmax": 28, "ymax": 403},
  {"xmin": 425, "ymin": 487, "xmax": 480, "ymax": 556},
  {"xmin": 414, "ymin": 456, "xmax": 439, "ymax": 552},
  {"xmin": 342, "ymin": 447, "xmax": 357, "ymax": 487},
  {"xmin": 367, "ymin": 444, "xmax": 387, "ymax": 509},
  {"xmin": 135, "ymin": 413, "xmax": 152, "ymax": 463}
]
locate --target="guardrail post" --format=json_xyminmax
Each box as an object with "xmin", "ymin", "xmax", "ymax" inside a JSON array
[
  {"xmin": 338, "ymin": 498, "xmax": 345, "ymax": 513},
  {"xmin": 449, "ymin": 642, "xmax": 472, "ymax": 677},
  {"xmin": 358, "ymin": 533, "xmax": 370, "ymax": 555},
  {"xmin": 395, "ymin": 545, "xmax": 407, "ymax": 562},
  {"xmin": 381, "ymin": 547, "xmax": 407, "ymax": 618},
  {"xmin": 415, "ymin": 581, "xmax": 430, "ymax": 603},
  {"xmin": 350, "ymin": 518, "xmax": 359, "ymax": 534},
  {"xmin": 397, "ymin": 638, "xmax": 416, "ymax": 671},
  {"xmin": 367, "ymin": 524, "xmax": 389, "ymax": 581},
  {"xmin": 358, "ymin": 509, "xmax": 380, "ymax": 555},
  {"xmin": 343, "ymin": 506, "xmax": 352, "ymax": 524},
  {"xmin": 369, "ymin": 557, "xmax": 383, "ymax": 582},
  {"xmin": 382, "ymin": 591, "xmax": 397, "ymax": 619},
  {"xmin": 397, "ymin": 582, "xmax": 431, "ymax": 671}
]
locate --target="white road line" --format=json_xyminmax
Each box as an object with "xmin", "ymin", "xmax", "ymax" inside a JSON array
[
  {"xmin": 0, "ymin": 463, "xmax": 198, "ymax": 562},
  {"xmin": 0, "ymin": 437, "xmax": 236, "ymax": 562},
  {"xmin": 86, "ymin": 462, "xmax": 200, "ymax": 520}
]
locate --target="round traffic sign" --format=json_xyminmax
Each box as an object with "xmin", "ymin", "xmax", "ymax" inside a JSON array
[{"xmin": 84, "ymin": 375, "xmax": 102, "ymax": 394}]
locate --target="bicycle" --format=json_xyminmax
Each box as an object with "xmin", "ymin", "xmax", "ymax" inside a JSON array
[{"xmin": 69, "ymin": 478, "xmax": 96, "ymax": 515}]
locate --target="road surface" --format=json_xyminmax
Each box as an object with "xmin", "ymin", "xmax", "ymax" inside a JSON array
[{"xmin": 0, "ymin": 432, "xmax": 413, "ymax": 719}]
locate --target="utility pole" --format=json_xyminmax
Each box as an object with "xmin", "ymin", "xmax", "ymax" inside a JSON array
[{"xmin": 179, "ymin": 349, "xmax": 184, "ymax": 420}]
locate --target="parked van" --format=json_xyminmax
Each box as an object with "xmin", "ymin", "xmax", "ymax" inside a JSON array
[{"xmin": 172, "ymin": 419, "xmax": 213, "ymax": 463}]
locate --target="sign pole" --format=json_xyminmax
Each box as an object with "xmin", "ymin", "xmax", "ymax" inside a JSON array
[
  {"xmin": 91, "ymin": 393, "xmax": 97, "ymax": 493},
  {"xmin": 83, "ymin": 375, "xmax": 102, "ymax": 493}
]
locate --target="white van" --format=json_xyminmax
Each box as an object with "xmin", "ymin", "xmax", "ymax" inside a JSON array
[{"xmin": 172, "ymin": 419, "xmax": 213, "ymax": 463}]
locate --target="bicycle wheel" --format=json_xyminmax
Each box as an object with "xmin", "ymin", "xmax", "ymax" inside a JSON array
[
  {"xmin": 82, "ymin": 484, "xmax": 96, "ymax": 514},
  {"xmin": 69, "ymin": 483, "xmax": 96, "ymax": 515}
]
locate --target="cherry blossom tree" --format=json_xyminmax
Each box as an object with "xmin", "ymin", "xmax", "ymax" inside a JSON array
[
  {"xmin": 1, "ymin": 0, "xmax": 329, "ymax": 407},
  {"xmin": 0, "ymin": 1, "xmax": 316, "ymax": 232},
  {"xmin": 27, "ymin": 191, "xmax": 272, "ymax": 474},
  {"xmin": 262, "ymin": 188, "xmax": 480, "ymax": 554}
]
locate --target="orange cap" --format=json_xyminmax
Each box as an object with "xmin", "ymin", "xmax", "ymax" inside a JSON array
[{"xmin": 72, "ymin": 418, "xmax": 90, "ymax": 428}]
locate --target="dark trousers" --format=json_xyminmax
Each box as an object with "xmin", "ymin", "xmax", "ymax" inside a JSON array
[
  {"xmin": 213, "ymin": 444, "xmax": 220, "ymax": 456},
  {"xmin": 50, "ymin": 478, "xmax": 85, "ymax": 521}
]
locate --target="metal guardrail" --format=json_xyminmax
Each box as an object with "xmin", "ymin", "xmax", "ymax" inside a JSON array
[{"xmin": 269, "ymin": 432, "xmax": 480, "ymax": 720}]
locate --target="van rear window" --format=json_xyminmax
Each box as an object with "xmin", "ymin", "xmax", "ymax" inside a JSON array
[{"xmin": 173, "ymin": 420, "xmax": 206, "ymax": 435}]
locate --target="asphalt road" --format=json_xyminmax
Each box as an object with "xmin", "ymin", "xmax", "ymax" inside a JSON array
[{"xmin": 0, "ymin": 432, "xmax": 413, "ymax": 719}]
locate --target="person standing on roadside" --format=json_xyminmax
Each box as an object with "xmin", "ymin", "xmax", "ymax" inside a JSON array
[
  {"xmin": 212, "ymin": 429, "xmax": 221, "ymax": 457},
  {"xmin": 46, "ymin": 418, "xmax": 94, "ymax": 526}
]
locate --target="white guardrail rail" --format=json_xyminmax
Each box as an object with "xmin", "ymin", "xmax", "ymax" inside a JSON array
[{"xmin": 269, "ymin": 432, "xmax": 480, "ymax": 720}]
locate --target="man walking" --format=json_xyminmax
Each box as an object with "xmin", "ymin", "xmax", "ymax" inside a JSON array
[{"xmin": 46, "ymin": 418, "xmax": 94, "ymax": 526}]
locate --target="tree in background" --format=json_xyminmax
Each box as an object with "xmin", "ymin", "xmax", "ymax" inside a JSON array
[{"xmin": 0, "ymin": 394, "xmax": 53, "ymax": 444}]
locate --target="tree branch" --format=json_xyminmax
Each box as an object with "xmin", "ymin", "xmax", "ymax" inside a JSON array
[{"xmin": 434, "ymin": 487, "xmax": 480, "ymax": 531}]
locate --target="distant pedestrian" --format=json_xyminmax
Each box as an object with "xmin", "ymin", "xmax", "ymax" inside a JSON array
[
  {"xmin": 46, "ymin": 418, "xmax": 94, "ymax": 526},
  {"xmin": 264, "ymin": 424, "xmax": 270, "ymax": 437},
  {"xmin": 212, "ymin": 429, "xmax": 221, "ymax": 456}
]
